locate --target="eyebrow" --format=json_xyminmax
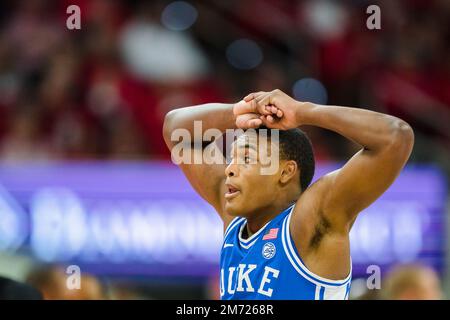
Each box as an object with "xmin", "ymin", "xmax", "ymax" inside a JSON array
[
  {"xmin": 229, "ymin": 143, "xmax": 257, "ymax": 159},
  {"xmin": 233, "ymin": 142, "xmax": 257, "ymax": 150},
  {"xmin": 242, "ymin": 143, "xmax": 257, "ymax": 151}
]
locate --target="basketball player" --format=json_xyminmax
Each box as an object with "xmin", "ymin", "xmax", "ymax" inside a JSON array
[{"xmin": 163, "ymin": 89, "xmax": 414, "ymax": 300}]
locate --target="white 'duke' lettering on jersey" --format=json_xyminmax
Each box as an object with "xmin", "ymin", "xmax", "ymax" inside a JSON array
[{"xmin": 220, "ymin": 264, "xmax": 280, "ymax": 297}]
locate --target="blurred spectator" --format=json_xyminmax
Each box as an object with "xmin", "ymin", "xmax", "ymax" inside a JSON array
[
  {"xmin": 0, "ymin": 275, "xmax": 42, "ymax": 300},
  {"xmin": 1, "ymin": 0, "xmax": 64, "ymax": 73},
  {"xmin": 0, "ymin": 0, "xmax": 447, "ymax": 302},
  {"xmin": 381, "ymin": 264, "xmax": 443, "ymax": 300},
  {"xmin": 0, "ymin": 106, "xmax": 55, "ymax": 162},
  {"xmin": 0, "ymin": 0, "xmax": 447, "ymax": 168},
  {"xmin": 26, "ymin": 265, "xmax": 106, "ymax": 300},
  {"xmin": 106, "ymin": 281, "xmax": 148, "ymax": 300},
  {"xmin": 119, "ymin": 17, "xmax": 209, "ymax": 84},
  {"xmin": 205, "ymin": 272, "xmax": 220, "ymax": 300}
]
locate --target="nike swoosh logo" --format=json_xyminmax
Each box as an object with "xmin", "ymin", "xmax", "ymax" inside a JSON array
[{"xmin": 223, "ymin": 243, "xmax": 234, "ymax": 248}]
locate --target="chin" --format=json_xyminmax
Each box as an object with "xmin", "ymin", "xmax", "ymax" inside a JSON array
[
  {"xmin": 224, "ymin": 204, "xmax": 239, "ymax": 216},
  {"xmin": 224, "ymin": 201, "xmax": 245, "ymax": 217}
]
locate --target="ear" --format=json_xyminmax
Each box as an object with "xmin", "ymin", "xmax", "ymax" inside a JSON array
[{"xmin": 279, "ymin": 160, "xmax": 298, "ymax": 184}]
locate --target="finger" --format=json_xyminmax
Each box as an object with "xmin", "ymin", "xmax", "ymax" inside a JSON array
[
  {"xmin": 249, "ymin": 99, "xmax": 270, "ymax": 115},
  {"xmin": 259, "ymin": 115, "xmax": 269, "ymax": 127},
  {"xmin": 276, "ymin": 109, "xmax": 283, "ymax": 118},
  {"xmin": 265, "ymin": 105, "xmax": 278, "ymax": 114},
  {"xmin": 256, "ymin": 100, "xmax": 271, "ymax": 115},
  {"xmin": 255, "ymin": 93, "xmax": 274, "ymax": 110},
  {"xmin": 243, "ymin": 96, "xmax": 270, "ymax": 115},
  {"xmin": 235, "ymin": 113, "xmax": 261, "ymax": 128},
  {"xmin": 254, "ymin": 92, "xmax": 272, "ymax": 112},
  {"xmin": 248, "ymin": 118, "xmax": 262, "ymax": 128},
  {"xmin": 260, "ymin": 115, "xmax": 280, "ymax": 129},
  {"xmin": 243, "ymin": 93, "xmax": 255, "ymax": 102},
  {"xmin": 269, "ymin": 106, "xmax": 278, "ymax": 114},
  {"xmin": 243, "ymin": 91, "xmax": 265, "ymax": 102},
  {"xmin": 233, "ymin": 100, "xmax": 253, "ymax": 115},
  {"xmin": 255, "ymin": 92, "xmax": 270, "ymax": 104},
  {"xmin": 250, "ymin": 93, "xmax": 271, "ymax": 115}
]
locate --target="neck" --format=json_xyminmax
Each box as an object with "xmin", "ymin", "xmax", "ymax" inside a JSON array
[
  {"xmin": 245, "ymin": 200, "xmax": 295, "ymax": 237},
  {"xmin": 244, "ymin": 184, "xmax": 300, "ymax": 238}
]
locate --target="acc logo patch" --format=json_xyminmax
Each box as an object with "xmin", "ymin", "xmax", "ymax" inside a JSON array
[{"xmin": 262, "ymin": 242, "xmax": 276, "ymax": 259}]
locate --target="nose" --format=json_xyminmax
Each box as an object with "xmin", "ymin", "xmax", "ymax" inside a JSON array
[{"xmin": 225, "ymin": 160, "xmax": 238, "ymax": 177}]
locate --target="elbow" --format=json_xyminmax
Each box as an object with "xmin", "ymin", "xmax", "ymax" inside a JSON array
[{"xmin": 388, "ymin": 118, "xmax": 415, "ymax": 155}]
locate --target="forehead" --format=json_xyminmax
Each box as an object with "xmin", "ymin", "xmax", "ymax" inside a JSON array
[
  {"xmin": 231, "ymin": 132, "xmax": 258, "ymax": 150},
  {"xmin": 230, "ymin": 132, "xmax": 279, "ymax": 152}
]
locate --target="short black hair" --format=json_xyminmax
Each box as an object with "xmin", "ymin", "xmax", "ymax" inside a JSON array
[{"xmin": 256, "ymin": 127, "xmax": 315, "ymax": 192}]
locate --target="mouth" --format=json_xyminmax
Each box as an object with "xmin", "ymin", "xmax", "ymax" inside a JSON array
[{"xmin": 225, "ymin": 183, "xmax": 241, "ymax": 200}]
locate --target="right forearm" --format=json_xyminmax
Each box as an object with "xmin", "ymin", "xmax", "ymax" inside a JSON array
[{"xmin": 163, "ymin": 103, "xmax": 236, "ymax": 146}]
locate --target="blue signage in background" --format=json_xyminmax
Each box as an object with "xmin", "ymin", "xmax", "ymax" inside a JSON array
[{"xmin": 0, "ymin": 162, "xmax": 446, "ymax": 279}]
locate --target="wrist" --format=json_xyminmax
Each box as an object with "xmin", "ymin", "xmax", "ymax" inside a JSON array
[
  {"xmin": 229, "ymin": 102, "xmax": 239, "ymax": 127},
  {"xmin": 294, "ymin": 101, "xmax": 318, "ymax": 126}
]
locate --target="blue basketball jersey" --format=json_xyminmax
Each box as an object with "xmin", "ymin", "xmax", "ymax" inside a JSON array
[{"xmin": 219, "ymin": 204, "xmax": 352, "ymax": 300}]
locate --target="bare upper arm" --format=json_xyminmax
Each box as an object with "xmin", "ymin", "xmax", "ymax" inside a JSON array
[
  {"xmin": 169, "ymin": 138, "xmax": 235, "ymax": 228},
  {"xmin": 287, "ymin": 142, "xmax": 413, "ymax": 279},
  {"xmin": 293, "ymin": 126, "xmax": 414, "ymax": 234}
]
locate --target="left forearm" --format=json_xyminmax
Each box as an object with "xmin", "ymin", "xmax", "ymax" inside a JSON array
[{"xmin": 299, "ymin": 102, "xmax": 414, "ymax": 152}]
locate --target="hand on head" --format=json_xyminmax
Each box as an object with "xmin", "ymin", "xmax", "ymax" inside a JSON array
[{"xmin": 234, "ymin": 89, "xmax": 302, "ymax": 130}]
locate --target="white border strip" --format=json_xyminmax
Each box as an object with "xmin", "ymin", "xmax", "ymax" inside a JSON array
[
  {"xmin": 285, "ymin": 212, "xmax": 352, "ymax": 285},
  {"xmin": 223, "ymin": 217, "xmax": 245, "ymax": 241},
  {"xmin": 238, "ymin": 219, "xmax": 271, "ymax": 245},
  {"xmin": 281, "ymin": 214, "xmax": 351, "ymax": 288}
]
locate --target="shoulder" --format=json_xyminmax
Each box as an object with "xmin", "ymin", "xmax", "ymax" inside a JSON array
[
  {"xmin": 292, "ymin": 175, "xmax": 330, "ymax": 223},
  {"xmin": 292, "ymin": 170, "xmax": 344, "ymax": 228},
  {"xmin": 289, "ymin": 173, "xmax": 344, "ymax": 250}
]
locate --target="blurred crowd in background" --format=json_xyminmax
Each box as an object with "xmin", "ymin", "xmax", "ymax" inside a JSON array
[
  {"xmin": 9, "ymin": 262, "xmax": 442, "ymax": 300},
  {"xmin": 0, "ymin": 0, "xmax": 448, "ymax": 300},
  {"xmin": 0, "ymin": 0, "xmax": 449, "ymax": 169}
]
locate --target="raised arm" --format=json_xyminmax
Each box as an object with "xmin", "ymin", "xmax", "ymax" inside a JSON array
[
  {"xmin": 163, "ymin": 104, "xmax": 234, "ymax": 224},
  {"xmin": 245, "ymin": 90, "xmax": 414, "ymax": 232},
  {"xmin": 299, "ymin": 102, "xmax": 414, "ymax": 230},
  {"xmin": 163, "ymin": 102, "xmax": 266, "ymax": 226}
]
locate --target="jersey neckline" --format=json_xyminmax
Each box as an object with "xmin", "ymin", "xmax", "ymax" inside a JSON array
[{"xmin": 238, "ymin": 204, "xmax": 295, "ymax": 249}]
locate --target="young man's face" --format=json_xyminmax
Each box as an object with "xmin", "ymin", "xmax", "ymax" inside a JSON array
[{"xmin": 224, "ymin": 132, "xmax": 284, "ymax": 217}]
